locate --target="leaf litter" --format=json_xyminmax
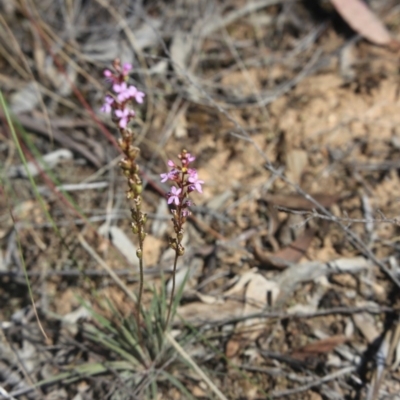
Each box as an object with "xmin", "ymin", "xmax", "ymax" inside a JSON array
[{"xmin": 2, "ymin": 0, "xmax": 400, "ymax": 398}]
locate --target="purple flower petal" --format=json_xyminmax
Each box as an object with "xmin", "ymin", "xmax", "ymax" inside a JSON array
[
  {"xmin": 135, "ymin": 91, "xmax": 145, "ymax": 104},
  {"xmin": 113, "ymin": 82, "xmax": 127, "ymax": 93},
  {"xmin": 100, "ymin": 103, "xmax": 111, "ymax": 113},
  {"xmin": 115, "ymin": 109, "xmax": 124, "ymax": 118},
  {"xmin": 188, "ymin": 172, "xmax": 204, "ymax": 193},
  {"xmin": 119, "ymin": 118, "xmax": 128, "ymax": 128},
  {"xmin": 186, "ymin": 153, "xmax": 195, "ymax": 163},
  {"xmin": 123, "ymin": 63, "xmax": 132, "ymax": 75},
  {"xmin": 171, "ymin": 187, "xmax": 181, "ymax": 196},
  {"xmin": 167, "ymin": 186, "xmax": 182, "ymax": 205},
  {"xmin": 160, "ymin": 173, "xmax": 169, "ymax": 183}
]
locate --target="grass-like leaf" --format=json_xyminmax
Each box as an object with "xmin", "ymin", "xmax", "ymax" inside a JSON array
[{"xmin": 161, "ymin": 371, "xmax": 198, "ymax": 400}]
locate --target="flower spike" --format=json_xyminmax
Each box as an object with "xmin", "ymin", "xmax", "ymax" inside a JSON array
[{"xmin": 160, "ymin": 150, "xmax": 203, "ymax": 327}]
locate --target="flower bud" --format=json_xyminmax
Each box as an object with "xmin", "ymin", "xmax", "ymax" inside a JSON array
[
  {"xmin": 118, "ymin": 138, "xmax": 127, "ymax": 151},
  {"xmin": 119, "ymin": 158, "xmax": 132, "ymax": 170},
  {"xmin": 177, "ymin": 244, "xmax": 185, "ymax": 256},
  {"xmin": 128, "ymin": 178, "xmax": 141, "ymax": 194},
  {"xmin": 128, "ymin": 146, "xmax": 140, "ymax": 159},
  {"xmin": 134, "ymin": 183, "xmax": 143, "ymax": 195},
  {"xmin": 169, "ymin": 238, "xmax": 177, "ymax": 250},
  {"xmin": 126, "ymin": 189, "xmax": 134, "ymax": 199},
  {"xmin": 113, "ymin": 58, "xmax": 121, "ymax": 70}
]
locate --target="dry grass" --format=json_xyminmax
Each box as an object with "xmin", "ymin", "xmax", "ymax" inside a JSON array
[{"xmin": 2, "ymin": 0, "xmax": 400, "ymax": 398}]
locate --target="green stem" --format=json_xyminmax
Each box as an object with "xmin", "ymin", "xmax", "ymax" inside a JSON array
[
  {"xmin": 136, "ymin": 250, "xmax": 144, "ymax": 345},
  {"xmin": 135, "ymin": 210, "xmax": 145, "ymax": 347},
  {"xmin": 165, "ymin": 251, "xmax": 179, "ymax": 330}
]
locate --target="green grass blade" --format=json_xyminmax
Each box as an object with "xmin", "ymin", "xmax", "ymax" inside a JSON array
[{"xmin": 161, "ymin": 371, "xmax": 197, "ymax": 400}]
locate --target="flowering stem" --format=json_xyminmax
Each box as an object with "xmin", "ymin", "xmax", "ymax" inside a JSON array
[
  {"xmin": 100, "ymin": 59, "xmax": 147, "ymax": 348},
  {"xmin": 160, "ymin": 150, "xmax": 204, "ymax": 331}
]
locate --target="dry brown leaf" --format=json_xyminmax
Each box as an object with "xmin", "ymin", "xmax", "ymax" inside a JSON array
[
  {"xmin": 225, "ymin": 338, "xmax": 242, "ymax": 358},
  {"xmin": 352, "ymin": 312, "xmax": 379, "ymax": 344},
  {"xmin": 225, "ymin": 273, "xmax": 280, "ymax": 357},
  {"xmin": 286, "ymin": 149, "xmax": 308, "ymax": 185},
  {"xmin": 242, "ymin": 273, "xmax": 280, "ymax": 314},
  {"xmin": 224, "ymin": 270, "xmax": 259, "ymax": 297},
  {"xmin": 290, "ymin": 335, "xmax": 349, "ymax": 361},
  {"xmin": 253, "ymin": 228, "xmax": 316, "ymax": 269},
  {"xmin": 178, "ymin": 271, "xmax": 279, "ymax": 325},
  {"xmin": 177, "ymin": 298, "xmax": 243, "ymax": 324},
  {"xmin": 264, "ymin": 192, "xmax": 343, "ymax": 210},
  {"xmin": 330, "ymin": 0, "xmax": 392, "ymax": 45}
]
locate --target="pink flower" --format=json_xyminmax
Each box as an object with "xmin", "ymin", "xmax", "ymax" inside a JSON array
[
  {"xmin": 161, "ymin": 151, "xmax": 202, "ymax": 215},
  {"xmin": 181, "ymin": 152, "xmax": 196, "ymax": 166},
  {"xmin": 182, "ymin": 209, "xmax": 191, "ymax": 217},
  {"xmin": 160, "ymin": 173, "xmax": 169, "ymax": 183},
  {"xmin": 181, "ymin": 199, "xmax": 193, "ymax": 217},
  {"xmin": 103, "ymin": 69, "xmax": 117, "ymax": 84},
  {"xmin": 188, "ymin": 172, "xmax": 204, "ymax": 193},
  {"xmin": 183, "ymin": 199, "xmax": 193, "ymax": 208},
  {"xmin": 168, "ymin": 187, "xmax": 182, "ymax": 205},
  {"xmin": 160, "ymin": 169, "xmax": 179, "ymax": 183},
  {"xmin": 122, "ymin": 63, "xmax": 132, "ymax": 75},
  {"xmin": 135, "ymin": 91, "xmax": 145, "ymax": 104},
  {"xmin": 112, "ymin": 83, "xmax": 146, "ymax": 103},
  {"xmin": 125, "ymin": 85, "xmax": 145, "ymax": 104},
  {"xmin": 100, "ymin": 95, "xmax": 114, "ymax": 113},
  {"xmin": 113, "ymin": 82, "xmax": 131, "ymax": 102},
  {"xmin": 115, "ymin": 108, "xmax": 135, "ymax": 128},
  {"xmin": 186, "ymin": 153, "xmax": 195, "ymax": 163}
]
